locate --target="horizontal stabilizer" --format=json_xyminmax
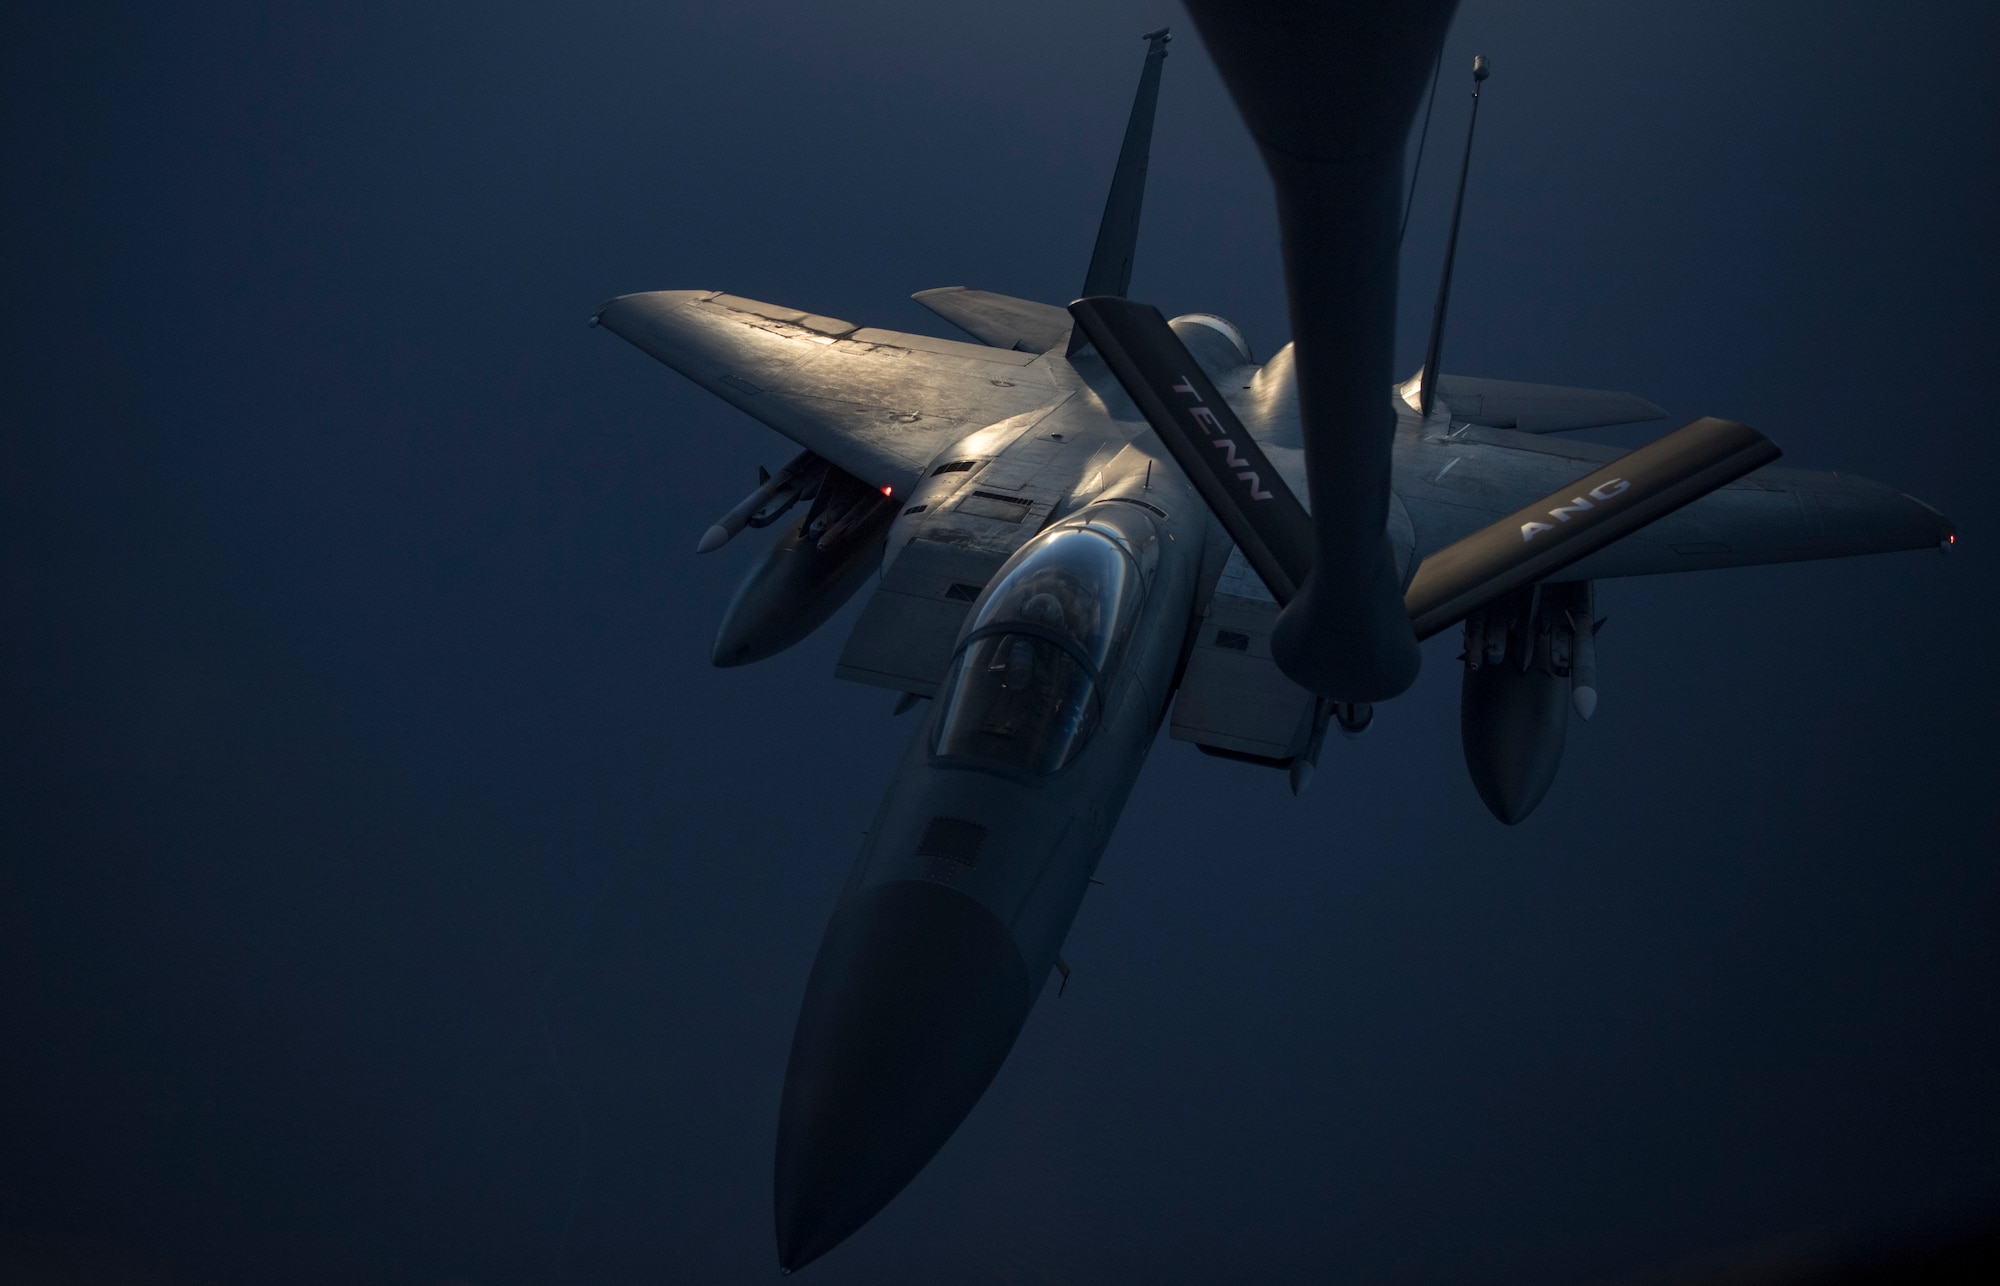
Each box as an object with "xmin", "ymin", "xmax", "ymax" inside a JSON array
[
  {"xmin": 1411, "ymin": 373, "xmax": 1667, "ymax": 433},
  {"xmin": 1404, "ymin": 417, "xmax": 1782, "ymax": 638},
  {"xmin": 1069, "ymin": 296, "xmax": 1315, "ymax": 603},
  {"xmin": 912, "ymin": 287, "xmax": 1072, "ymax": 354}
]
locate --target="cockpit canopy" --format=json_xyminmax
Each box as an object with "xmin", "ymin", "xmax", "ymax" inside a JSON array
[{"xmin": 931, "ymin": 507, "xmax": 1159, "ymax": 776}]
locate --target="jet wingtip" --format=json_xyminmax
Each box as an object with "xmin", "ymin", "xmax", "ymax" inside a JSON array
[
  {"xmin": 1927, "ymin": 510, "xmax": 1957, "ymax": 549},
  {"xmin": 1862, "ymin": 483, "xmax": 1956, "ymax": 552}
]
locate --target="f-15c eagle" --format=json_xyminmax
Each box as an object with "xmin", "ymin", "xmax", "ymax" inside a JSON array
[{"xmin": 591, "ymin": 3, "xmax": 1952, "ymax": 1271}]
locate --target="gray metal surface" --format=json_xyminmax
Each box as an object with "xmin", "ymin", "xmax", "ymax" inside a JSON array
[
  {"xmin": 593, "ymin": 290, "xmax": 1066, "ymax": 492},
  {"xmin": 910, "ymin": 287, "xmax": 1073, "ymax": 354},
  {"xmin": 834, "ymin": 539, "xmax": 1006, "ymax": 696},
  {"xmin": 1078, "ymin": 28, "xmax": 1172, "ymax": 300},
  {"xmin": 777, "ymin": 443, "xmax": 1207, "ymax": 1269},
  {"xmin": 1169, "ymin": 549, "xmax": 1317, "ymax": 760},
  {"xmin": 1424, "ymin": 372, "xmax": 1667, "ymax": 433}
]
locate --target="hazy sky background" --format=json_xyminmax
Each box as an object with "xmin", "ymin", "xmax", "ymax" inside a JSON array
[{"xmin": 4, "ymin": 1, "xmax": 1995, "ymax": 1282}]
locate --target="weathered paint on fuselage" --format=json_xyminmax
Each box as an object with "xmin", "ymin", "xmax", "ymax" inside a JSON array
[
  {"xmin": 861, "ymin": 448, "xmax": 1204, "ymax": 987},
  {"xmin": 774, "ymin": 422, "xmax": 1210, "ymax": 1268}
]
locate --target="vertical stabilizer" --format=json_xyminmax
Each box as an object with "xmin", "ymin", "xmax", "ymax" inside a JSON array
[{"xmin": 1079, "ymin": 29, "xmax": 1172, "ymax": 301}]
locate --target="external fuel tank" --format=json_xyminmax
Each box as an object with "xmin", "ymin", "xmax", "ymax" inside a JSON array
[
  {"xmin": 711, "ymin": 468, "xmax": 895, "ymax": 668},
  {"xmin": 1459, "ymin": 582, "xmax": 1592, "ymax": 824},
  {"xmin": 1460, "ymin": 650, "xmax": 1569, "ymax": 824}
]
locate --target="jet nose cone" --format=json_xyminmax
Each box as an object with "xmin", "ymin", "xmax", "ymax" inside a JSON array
[
  {"xmin": 775, "ymin": 880, "xmax": 1032, "ymax": 1272},
  {"xmin": 710, "ymin": 618, "xmax": 762, "ymax": 668}
]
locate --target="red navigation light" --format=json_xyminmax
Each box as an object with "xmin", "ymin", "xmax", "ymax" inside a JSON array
[{"xmin": 880, "ymin": 484, "xmax": 893, "ymax": 496}]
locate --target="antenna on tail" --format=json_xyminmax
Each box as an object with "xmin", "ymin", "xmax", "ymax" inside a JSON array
[{"xmin": 1417, "ymin": 53, "xmax": 1490, "ymax": 419}]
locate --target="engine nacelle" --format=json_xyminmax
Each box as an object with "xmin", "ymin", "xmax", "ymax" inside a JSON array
[
  {"xmin": 712, "ymin": 465, "xmax": 895, "ymax": 667},
  {"xmin": 1459, "ymin": 581, "xmax": 1594, "ymax": 824}
]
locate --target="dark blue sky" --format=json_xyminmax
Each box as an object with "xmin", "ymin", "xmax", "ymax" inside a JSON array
[{"xmin": 4, "ymin": 2, "xmax": 1994, "ymax": 1282}]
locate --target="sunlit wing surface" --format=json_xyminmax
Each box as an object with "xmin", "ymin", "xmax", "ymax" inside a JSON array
[{"xmin": 594, "ymin": 290, "xmax": 1069, "ymax": 492}]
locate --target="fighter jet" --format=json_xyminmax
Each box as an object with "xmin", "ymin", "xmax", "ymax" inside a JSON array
[{"xmin": 590, "ymin": 3, "xmax": 1953, "ymax": 1271}]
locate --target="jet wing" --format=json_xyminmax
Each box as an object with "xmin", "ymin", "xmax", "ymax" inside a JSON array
[
  {"xmin": 593, "ymin": 290, "xmax": 1068, "ymax": 491},
  {"xmin": 1398, "ymin": 426, "xmax": 1952, "ymax": 579}
]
